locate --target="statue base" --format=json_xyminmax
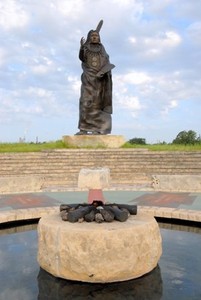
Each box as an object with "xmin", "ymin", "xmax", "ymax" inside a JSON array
[{"xmin": 62, "ymin": 135, "xmax": 126, "ymax": 148}]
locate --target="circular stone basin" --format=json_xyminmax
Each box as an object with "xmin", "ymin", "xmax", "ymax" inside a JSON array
[{"xmin": 37, "ymin": 213, "xmax": 162, "ymax": 283}]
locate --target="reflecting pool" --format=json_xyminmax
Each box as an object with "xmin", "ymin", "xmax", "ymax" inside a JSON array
[{"xmin": 0, "ymin": 222, "xmax": 201, "ymax": 300}]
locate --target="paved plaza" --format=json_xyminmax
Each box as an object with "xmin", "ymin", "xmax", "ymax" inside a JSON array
[{"xmin": 1, "ymin": 190, "xmax": 201, "ymax": 212}]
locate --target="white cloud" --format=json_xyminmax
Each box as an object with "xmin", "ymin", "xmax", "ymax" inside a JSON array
[
  {"xmin": 69, "ymin": 78, "xmax": 81, "ymax": 95},
  {"xmin": 129, "ymin": 36, "xmax": 137, "ymax": 44},
  {"xmin": 161, "ymin": 100, "xmax": 178, "ymax": 116},
  {"xmin": 0, "ymin": 1, "xmax": 29, "ymax": 30},
  {"xmin": 145, "ymin": 0, "xmax": 173, "ymax": 14},
  {"xmin": 112, "ymin": 0, "xmax": 142, "ymax": 10},
  {"xmin": 130, "ymin": 31, "xmax": 182, "ymax": 56},
  {"xmin": 119, "ymin": 95, "xmax": 142, "ymax": 111},
  {"xmin": 53, "ymin": 0, "xmax": 84, "ymax": 17},
  {"xmin": 32, "ymin": 64, "xmax": 50, "ymax": 74},
  {"xmin": 121, "ymin": 72, "xmax": 151, "ymax": 85},
  {"xmin": 30, "ymin": 56, "xmax": 54, "ymax": 75},
  {"xmin": 169, "ymin": 100, "xmax": 178, "ymax": 108},
  {"xmin": 0, "ymin": 48, "xmax": 6, "ymax": 66}
]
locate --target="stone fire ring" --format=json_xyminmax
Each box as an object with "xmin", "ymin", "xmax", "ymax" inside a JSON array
[{"xmin": 37, "ymin": 212, "xmax": 162, "ymax": 283}]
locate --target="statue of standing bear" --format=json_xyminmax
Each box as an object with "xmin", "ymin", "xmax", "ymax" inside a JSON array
[{"xmin": 76, "ymin": 20, "xmax": 115, "ymax": 135}]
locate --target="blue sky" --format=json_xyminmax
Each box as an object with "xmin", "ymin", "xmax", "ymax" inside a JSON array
[{"xmin": 0, "ymin": 0, "xmax": 201, "ymax": 143}]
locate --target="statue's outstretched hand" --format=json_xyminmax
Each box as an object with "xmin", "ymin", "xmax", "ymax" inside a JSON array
[
  {"xmin": 80, "ymin": 37, "xmax": 85, "ymax": 47},
  {"xmin": 96, "ymin": 71, "xmax": 104, "ymax": 78}
]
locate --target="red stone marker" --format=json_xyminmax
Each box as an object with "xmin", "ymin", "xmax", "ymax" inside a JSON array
[{"xmin": 88, "ymin": 189, "xmax": 105, "ymax": 204}]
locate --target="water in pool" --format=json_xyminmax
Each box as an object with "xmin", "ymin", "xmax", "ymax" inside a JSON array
[{"xmin": 0, "ymin": 222, "xmax": 201, "ymax": 300}]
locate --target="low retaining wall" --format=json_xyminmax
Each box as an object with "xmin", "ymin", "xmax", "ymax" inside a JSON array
[
  {"xmin": 152, "ymin": 175, "xmax": 201, "ymax": 192},
  {"xmin": 0, "ymin": 175, "xmax": 44, "ymax": 194}
]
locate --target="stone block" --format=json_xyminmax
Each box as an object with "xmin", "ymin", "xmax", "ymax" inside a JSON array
[
  {"xmin": 62, "ymin": 135, "xmax": 126, "ymax": 148},
  {"xmin": 37, "ymin": 213, "xmax": 162, "ymax": 283},
  {"xmin": 0, "ymin": 175, "xmax": 44, "ymax": 194},
  {"xmin": 78, "ymin": 167, "xmax": 110, "ymax": 189},
  {"xmin": 152, "ymin": 175, "xmax": 201, "ymax": 192}
]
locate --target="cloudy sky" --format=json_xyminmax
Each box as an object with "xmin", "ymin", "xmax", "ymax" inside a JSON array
[{"xmin": 0, "ymin": 0, "xmax": 201, "ymax": 143}]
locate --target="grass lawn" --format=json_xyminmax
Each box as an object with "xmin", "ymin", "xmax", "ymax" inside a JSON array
[
  {"xmin": 0, "ymin": 140, "xmax": 67, "ymax": 153},
  {"xmin": 122, "ymin": 142, "xmax": 201, "ymax": 151},
  {"xmin": 0, "ymin": 140, "xmax": 201, "ymax": 152}
]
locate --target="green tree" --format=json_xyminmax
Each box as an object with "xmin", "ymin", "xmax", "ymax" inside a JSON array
[
  {"xmin": 128, "ymin": 138, "xmax": 146, "ymax": 145},
  {"xmin": 172, "ymin": 130, "xmax": 199, "ymax": 144}
]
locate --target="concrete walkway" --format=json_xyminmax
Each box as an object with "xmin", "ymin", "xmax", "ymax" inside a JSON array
[{"xmin": 0, "ymin": 189, "xmax": 201, "ymax": 225}]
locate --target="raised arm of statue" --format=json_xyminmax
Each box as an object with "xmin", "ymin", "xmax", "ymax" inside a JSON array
[
  {"xmin": 80, "ymin": 37, "xmax": 85, "ymax": 47},
  {"xmin": 79, "ymin": 37, "xmax": 85, "ymax": 61}
]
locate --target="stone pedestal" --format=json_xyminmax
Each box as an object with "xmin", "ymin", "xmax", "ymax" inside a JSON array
[
  {"xmin": 37, "ymin": 213, "xmax": 162, "ymax": 283},
  {"xmin": 78, "ymin": 167, "xmax": 110, "ymax": 204},
  {"xmin": 62, "ymin": 135, "xmax": 125, "ymax": 148},
  {"xmin": 78, "ymin": 167, "xmax": 110, "ymax": 189}
]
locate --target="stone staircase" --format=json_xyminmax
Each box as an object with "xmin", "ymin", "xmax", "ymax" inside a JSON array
[{"xmin": 0, "ymin": 149, "xmax": 201, "ymax": 193}]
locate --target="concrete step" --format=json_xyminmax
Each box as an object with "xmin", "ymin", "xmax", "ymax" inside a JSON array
[{"xmin": 0, "ymin": 166, "xmax": 200, "ymax": 174}]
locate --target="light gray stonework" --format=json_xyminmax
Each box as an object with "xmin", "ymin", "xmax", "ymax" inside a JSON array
[{"xmin": 78, "ymin": 167, "xmax": 110, "ymax": 189}]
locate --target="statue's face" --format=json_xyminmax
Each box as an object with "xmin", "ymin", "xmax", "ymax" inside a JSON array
[{"xmin": 90, "ymin": 32, "xmax": 100, "ymax": 44}]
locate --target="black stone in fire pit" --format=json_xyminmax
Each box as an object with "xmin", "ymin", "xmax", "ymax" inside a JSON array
[{"xmin": 60, "ymin": 201, "xmax": 137, "ymax": 223}]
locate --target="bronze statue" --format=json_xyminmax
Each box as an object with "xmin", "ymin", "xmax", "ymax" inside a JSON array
[{"xmin": 76, "ymin": 20, "xmax": 115, "ymax": 135}]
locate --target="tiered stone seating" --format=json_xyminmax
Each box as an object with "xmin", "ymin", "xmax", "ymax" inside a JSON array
[{"xmin": 0, "ymin": 149, "xmax": 201, "ymax": 192}]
